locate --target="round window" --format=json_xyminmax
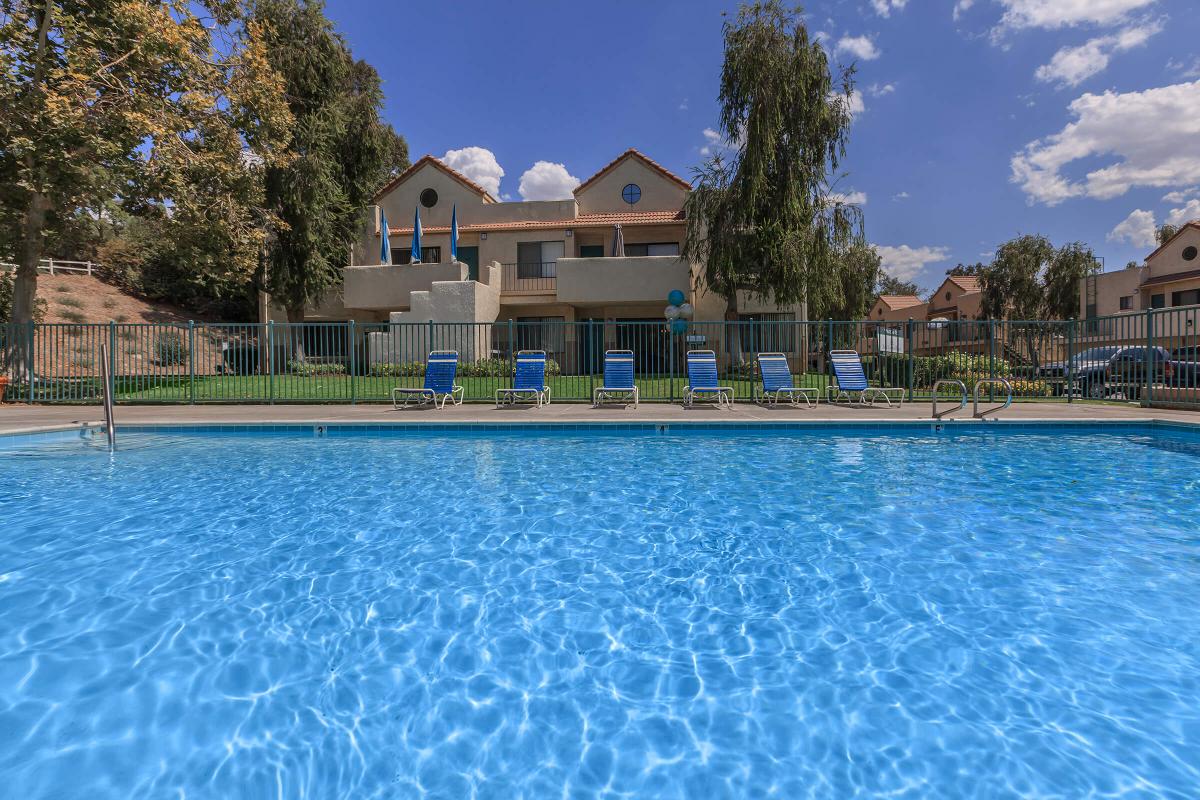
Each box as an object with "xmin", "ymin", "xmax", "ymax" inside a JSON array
[
  {"xmin": 621, "ymin": 183, "xmax": 642, "ymax": 205},
  {"xmin": 1184, "ymin": 246, "xmax": 1198, "ymax": 262},
  {"xmin": 420, "ymin": 188, "xmax": 438, "ymax": 208}
]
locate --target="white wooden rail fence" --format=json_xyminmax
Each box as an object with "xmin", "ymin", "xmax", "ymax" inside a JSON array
[{"xmin": 0, "ymin": 259, "xmax": 97, "ymax": 275}]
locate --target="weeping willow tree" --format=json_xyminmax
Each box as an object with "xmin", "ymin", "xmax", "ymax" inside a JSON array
[{"xmin": 683, "ymin": 1, "xmax": 862, "ymax": 334}]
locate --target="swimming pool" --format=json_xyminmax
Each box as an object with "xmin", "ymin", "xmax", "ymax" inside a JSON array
[{"xmin": 1, "ymin": 423, "xmax": 1198, "ymax": 797}]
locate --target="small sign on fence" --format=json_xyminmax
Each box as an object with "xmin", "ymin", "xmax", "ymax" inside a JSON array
[{"xmin": 686, "ymin": 335, "xmax": 706, "ymax": 344}]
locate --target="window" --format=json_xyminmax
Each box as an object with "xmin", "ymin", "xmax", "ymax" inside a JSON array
[
  {"xmin": 1184, "ymin": 246, "xmax": 1198, "ymax": 261},
  {"xmin": 1119, "ymin": 296, "xmax": 1133, "ymax": 310},
  {"xmin": 1151, "ymin": 293, "xmax": 1166, "ymax": 309},
  {"xmin": 393, "ymin": 246, "xmax": 441, "ymax": 264},
  {"xmin": 1172, "ymin": 289, "xmax": 1200, "ymax": 307},
  {"xmin": 621, "ymin": 183, "xmax": 641, "ymax": 205},
  {"xmin": 516, "ymin": 241, "xmax": 564, "ymax": 278},
  {"xmin": 579, "ymin": 244, "xmax": 604, "ymax": 258},
  {"xmin": 624, "ymin": 242, "xmax": 680, "ymax": 257},
  {"xmin": 420, "ymin": 188, "xmax": 438, "ymax": 208},
  {"xmin": 945, "ymin": 291, "xmax": 952, "ymax": 301},
  {"xmin": 513, "ymin": 316, "xmax": 565, "ymax": 356}
]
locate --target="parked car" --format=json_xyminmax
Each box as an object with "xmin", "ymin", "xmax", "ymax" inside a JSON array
[
  {"xmin": 1071, "ymin": 346, "xmax": 1173, "ymax": 400},
  {"xmin": 1170, "ymin": 347, "xmax": 1200, "ymax": 388},
  {"xmin": 1038, "ymin": 347, "xmax": 1121, "ymax": 395}
]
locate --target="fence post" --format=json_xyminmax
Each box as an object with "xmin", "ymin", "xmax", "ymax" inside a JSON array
[
  {"xmin": 108, "ymin": 321, "xmax": 116, "ymax": 404},
  {"xmin": 669, "ymin": 323, "xmax": 676, "ymax": 403},
  {"xmin": 508, "ymin": 319, "xmax": 515, "ymax": 374},
  {"xmin": 188, "ymin": 320, "xmax": 196, "ymax": 405},
  {"xmin": 1066, "ymin": 318, "xmax": 1075, "ymax": 404},
  {"xmin": 427, "ymin": 319, "xmax": 434, "ymax": 354},
  {"xmin": 267, "ymin": 320, "xmax": 275, "ymax": 405},
  {"xmin": 86, "ymin": 261, "xmax": 93, "ymax": 276},
  {"xmin": 47, "ymin": 258, "xmax": 54, "ymax": 276},
  {"xmin": 349, "ymin": 320, "xmax": 357, "ymax": 405},
  {"xmin": 905, "ymin": 318, "xmax": 914, "ymax": 402},
  {"xmin": 26, "ymin": 320, "xmax": 34, "ymax": 403},
  {"xmin": 1145, "ymin": 308, "xmax": 1154, "ymax": 407}
]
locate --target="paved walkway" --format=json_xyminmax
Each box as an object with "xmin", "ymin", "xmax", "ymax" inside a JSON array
[{"xmin": 1, "ymin": 400, "xmax": 1197, "ymax": 434}]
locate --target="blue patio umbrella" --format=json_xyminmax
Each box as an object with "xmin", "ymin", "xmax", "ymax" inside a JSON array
[
  {"xmin": 379, "ymin": 209, "xmax": 391, "ymax": 264},
  {"xmin": 411, "ymin": 207, "xmax": 423, "ymax": 263},
  {"xmin": 450, "ymin": 205, "xmax": 459, "ymax": 262}
]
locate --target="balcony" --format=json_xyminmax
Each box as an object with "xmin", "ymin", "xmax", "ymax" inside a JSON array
[
  {"xmin": 501, "ymin": 262, "xmax": 557, "ymax": 294},
  {"xmin": 343, "ymin": 261, "xmax": 467, "ymax": 310},
  {"xmin": 555, "ymin": 255, "xmax": 690, "ymax": 305}
]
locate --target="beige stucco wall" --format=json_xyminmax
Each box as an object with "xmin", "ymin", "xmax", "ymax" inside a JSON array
[
  {"xmin": 1146, "ymin": 226, "xmax": 1200, "ymax": 280},
  {"xmin": 557, "ymin": 256, "xmax": 689, "ymax": 305},
  {"xmin": 1079, "ymin": 266, "xmax": 1144, "ymax": 318},
  {"xmin": 343, "ymin": 262, "xmax": 466, "ymax": 311},
  {"xmin": 868, "ymin": 299, "xmax": 928, "ymax": 322},
  {"xmin": 574, "ymin": 157, "xmax": 688, "ymax": 215}
]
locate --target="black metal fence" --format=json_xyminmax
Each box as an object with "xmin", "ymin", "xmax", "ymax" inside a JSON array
[{"xmin": 1, "ymin": 311, "xmax": 1198, "ymax": 406}]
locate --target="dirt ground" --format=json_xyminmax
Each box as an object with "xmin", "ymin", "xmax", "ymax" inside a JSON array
[{"xmin": 37, "ymin": 274, "xmax": 207, "ymax": 325}]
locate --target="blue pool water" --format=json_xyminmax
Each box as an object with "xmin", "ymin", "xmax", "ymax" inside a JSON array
[{"xmin": 1, "ymin": 424, "xmax": 1199, "ymax": 798}]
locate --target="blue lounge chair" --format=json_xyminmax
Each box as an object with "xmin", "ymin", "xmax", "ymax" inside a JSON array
[
  {"xmin": 828, "ymin": 349, "xmax": 904, "ymax": 406},
  {"xmin": 755, "ymin": 352, "xmax": 817, "ymax": 407},
  {"xmin": 593, "ymin": 350, "xmax": 638, "ymax": 407},
  {"xmin": 392, "ymin": 350, "xmax": 463, "ymax": 409},
  {"xmin": 496, "ymin": 350, "xmax": 550, "ymax": 407},
  {"xmin": 683, "ymin": 349, "xmax": 733, "ymax": 407}
]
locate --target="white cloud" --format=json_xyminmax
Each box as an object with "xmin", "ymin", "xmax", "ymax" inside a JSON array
[
  {"xmin": 699, "ymin": 126, "xmax": 747, "ymax": 156},
  {"xmin": 1011, "ymin": 80, "xmax": 1200, "ymax": 205},
  {"xmin": 1034, "ymin": 22, "xmax": 1160, "ymax": 87},
  {"xmin": 836, "ymin": 35, "xmax": 881, "ymax": 61},
  {"xmin": 1166, "ymin": 199, "xmax": 1200, "ymax": 227},
  {"xmin": 678, "ymin": 98, "xmax": 689, "ymax": 111},
  {"xmin": 871, "ymin": 0, "xmax": 907, "ymax": 17},
  {"xmin": 830, "ymin": 190, "xmax": 867, "ymax": 205},
  {"xmin": 867, "ymin": 82, "xmax": 896, "ymax": 96},
  {"xmin": 875, "ymin": 245, "xmax": 952, "ymax": 280},
  {"xmin": 1162, "ymin": 188, "xmax": 1199, "ymax": 203},
  {"xmin": 441, "ymin": 146, "xmax": 505, "ymax": 198},
  {"xmin": 1167, "ymin": 57, "xmax": 1200, "ymax": 80},
  {"xmin": 997, "ymin": 0, "xmax": 1156, "ymax": 30},
  {"xmin": 953, "ymin": 0, "xmax": 976, "ymax": 21},
  {"xmin": 892, "ymin": 191, "xmax": 910, "ymax": 201},
  {"xmin": 517, "ymin": 161, "xmax": 580, "ymax": 201},
  {"xmin": 1107, "ymin": 209, "xmax": 1158, "ymax": 247}
]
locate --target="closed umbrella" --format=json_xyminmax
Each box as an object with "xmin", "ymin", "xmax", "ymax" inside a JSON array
[
  {"xmin": 611, "ymin": 223, "xmax": 625, "ymax": 257},
  {"xmin": 411, "ymin": 206, "xmax": 422, "ymax": 263},
  {"xmin": 379, "ymin": 209, "xmax": 391, "ymax": 264},
  {"xmin": 450, "ymin": 205, "xmax": 459, "ymax": 262}
]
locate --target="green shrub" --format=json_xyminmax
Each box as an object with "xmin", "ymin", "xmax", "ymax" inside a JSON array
[
  {"xmin": 58, "ymin": 295, "xmax": 83, "ymax": 308},
  {"xmin": 871, "ymin": 352, "xmax": 1011, "ymax": 388},
  {"xmin": 154, "ymin": 330, "xmax": 189, "ymax": 366},
  {"xmin": 369, "ymin": 361, "xmax": 425, "ymax": 377},
  {"xmin": 288, "ymin": 360, "xmax": 345, "ymax": 377},
  {"xmin": 1005, "ymin": 378, "xmax": 1054, "ymax": 398},
  {"xmin": 61, "ymin": 310, "xmax": 87, "ymax": 324}
]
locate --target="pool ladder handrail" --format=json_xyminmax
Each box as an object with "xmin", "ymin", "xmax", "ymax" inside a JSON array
[
  {"xmin": 931, "ymin": 380, "xmax": 968, "ymax": 419},
  {"xmin": 972, "ymin": 378, "xmax": 1013, "ymax": 419},
  {"xmin": 99, "ymin": 343, "xmax": 116, "ymax": 450}
]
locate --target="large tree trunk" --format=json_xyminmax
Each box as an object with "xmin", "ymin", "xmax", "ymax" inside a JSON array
[
  {"xmin": 286, "ymin": 305, "xmax": 307, "ymax": 364},
  {"xmin": 12, "ymin": 191, "xmax": 48, "ymax": 325}
]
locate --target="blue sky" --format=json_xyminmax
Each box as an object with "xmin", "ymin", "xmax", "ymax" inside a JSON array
[{"xmin": 326, "ymin": 0, "xmax": 1200, "ymax": 292}]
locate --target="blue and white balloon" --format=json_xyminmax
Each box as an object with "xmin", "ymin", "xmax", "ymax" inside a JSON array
[
  {"xmin": 665, "ymin": 305, "xmax": 681, "ymax": 320},
  {"xmin": 667, "ymin": 289, "xmax": 686, "ymax": 307},
  {"xmin": 678, "ymin": 302, "xmax": 694, "ymax": 318}
]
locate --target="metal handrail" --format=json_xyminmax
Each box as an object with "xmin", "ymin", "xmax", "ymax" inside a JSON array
[
  {"xmin": 931, "ymin": 379, "xmax": 967, "ymax": 419},
  {"xmin": 98, "ymin": 343, "xmax": 116, "ymax": 449},
  {"xmin": 973, "ymin": 378, "xmax": 1012, "ymax": 419}
]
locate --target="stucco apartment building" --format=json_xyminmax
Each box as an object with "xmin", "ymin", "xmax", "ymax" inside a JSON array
[
  {"xmin": 867, "ymin": 275, "xmax": 983, "ymax": 324},
  {"xmin": 265, "ymin": 149, "xmax": 800, "ymax": 365},
  {"xmin": 1080, "ymin": 221, "xmax": 1200, "ymax": 320}
]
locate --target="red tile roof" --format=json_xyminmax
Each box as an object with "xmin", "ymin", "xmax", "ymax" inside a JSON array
[
  {"xmin": 372, "ymin": 155, "xmax": 497, "ymax": 203},
  {"xmin": 947, "ymin": 275, "xmax": 982, "ymax": 292},
  {"xmin": 877, "ymin": 295, "xmax": 924, "ymax": 310},
  {"xmin": 1142, "ymin": 267, "xmax": 1200, "ymax": 287},
  {"xmin": 573, "ymin": 149, "xmax": 692, "ymax": 195},
  {"xmin": 387, "ymin": 210, "xmax": 684, "ymax": 236}
]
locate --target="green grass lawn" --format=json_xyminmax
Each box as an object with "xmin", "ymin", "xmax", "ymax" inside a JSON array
[{"xmin": 109, "ymin": 372, "xmax": 836, "ymax": 403}]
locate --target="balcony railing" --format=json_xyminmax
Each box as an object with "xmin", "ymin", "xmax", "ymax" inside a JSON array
[{"xmin": 501, "ymin": 262, "xmax": 557, "ymax": 293}]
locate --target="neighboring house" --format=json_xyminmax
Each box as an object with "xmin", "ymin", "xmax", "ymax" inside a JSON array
[
  {"xmin": 925, "ymin": 275, "xmax": 982, "ymax": 321},
  {"xmin": 1080, "ymin": 221, "xmax": 1200, "ymax": 318},
  {"xmin": 868, "ymin": 294, "xmax": 926, "ymax": 322},
  {"xmin": 262, "ymin": 148, "xmax": 801, "ymax": 364}
]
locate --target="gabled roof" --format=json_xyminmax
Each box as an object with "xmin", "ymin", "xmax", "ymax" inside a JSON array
[
  {"xmin": 573, "ymin": 148, "xmax": 692, "ymax": 196},
  {"xmin": 387, "ymin": 210, "xmax": 684, "ymax": 236},
  {"xmin": 372, "ymin": 155, "xmax": 497, "ymax": 204},
  {"xmin": 1145, "ymin": 220, "xmax": 1200, "ymax": 262},
  {"xmin": 877, "ymin": 295, "xmax": 924, "ymax": 310},
  {"xmin": 946, "ymin": 275, "xmax": 982, "ymax": 293}
]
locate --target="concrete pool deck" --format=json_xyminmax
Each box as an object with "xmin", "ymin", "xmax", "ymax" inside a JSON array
[{"xmin": 1, "ymin": 400, "xmax": 1197, "ymax": 435}]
